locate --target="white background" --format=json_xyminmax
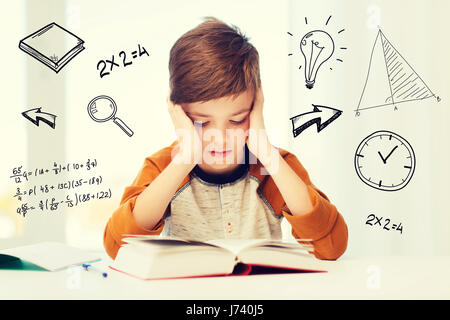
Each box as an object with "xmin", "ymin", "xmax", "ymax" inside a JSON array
[{"xmin": 0, "ymin": 0, "xmax": 449, "ymax": 259}]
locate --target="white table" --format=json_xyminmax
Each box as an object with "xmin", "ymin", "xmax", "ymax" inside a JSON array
[{"xmin": 1, "ymin": 254, "xmax": 449, "ymax": 300}]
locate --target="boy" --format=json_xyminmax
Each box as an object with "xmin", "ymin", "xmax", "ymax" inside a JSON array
[{"xmin": 103, "ymin": 17, "xmax": 348, "ymax": 260}]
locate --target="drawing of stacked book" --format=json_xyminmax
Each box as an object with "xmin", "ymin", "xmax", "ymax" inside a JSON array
[{"xmin": 19, "ymin": 22, "xmax": 85, "ymax": 73}]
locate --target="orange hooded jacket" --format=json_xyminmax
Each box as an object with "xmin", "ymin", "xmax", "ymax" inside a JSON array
[{"xmin": 104, "ymin": 141, "xmax": 348, "ymax": 260}]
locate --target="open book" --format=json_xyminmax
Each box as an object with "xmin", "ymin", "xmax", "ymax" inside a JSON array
[{"xmin": 110, "ymin": 236, "xmax": 332, "ymax": 280}]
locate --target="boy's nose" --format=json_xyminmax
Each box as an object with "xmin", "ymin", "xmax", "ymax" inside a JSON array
[
  {"xmin": 204, "ymin": 127, "xmax": 232, "ymax": 150},
  {"xmin": 214, "ymin": 128, "xmax": 228, "ymax": 148}
]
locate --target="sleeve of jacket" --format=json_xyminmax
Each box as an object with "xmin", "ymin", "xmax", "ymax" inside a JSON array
[
  {"xmin": 280, "ymin": 153, "xmax": 348, "ymax": 260},
  {"xmin": 103, "ymin": 157, "xmax": 168, "ymax": 259}
]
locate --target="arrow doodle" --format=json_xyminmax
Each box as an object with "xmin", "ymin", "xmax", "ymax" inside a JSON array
[
  {"xmin": 290, "ymin": 104, "xmax": 342, "ymax": 137},
  {"xmin": 22, "ymin": 107, "xmax": 57, "ymax": 129}
]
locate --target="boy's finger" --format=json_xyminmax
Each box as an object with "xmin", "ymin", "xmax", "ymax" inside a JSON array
[
  {"xmin": 172, "ymin": 104, "xmax": 185, "ymax": 117},
  {"xmin": 168, "ymin": 100, "xmax": 183, "ymax": 117},
  {"xmin": 174, "ymin": 104, "xmax": 191, "ymax": 120},
  {"xmin": 250, "ymin": 87, "xmax": 263, "ymax": 113},
  {"xmin": 167, "ymin": 97, "xmax": 176, "ymax": 112},
  {"xmin": 255, "ymin": 87, "xmax": 264, "ymax": 105}
]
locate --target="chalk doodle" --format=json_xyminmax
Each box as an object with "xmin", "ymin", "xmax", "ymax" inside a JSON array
[
  {"xmin": 288, "ymin": 15, "xmax": 347, "ymax": 89},
  {"xmin": 354, "ymin": 130, "xmax": 416, "ymax": 191},
  {"xmin": 19, "ymin": 22, "xmax": 85, "ymax": 73},
  {"xmin": 97, "ymin": 44, "xmax": 149, "ymax": 78},
  {"xmin": 10, "ymin": 159, "xmax": 97, "ymax": 183},
  {"xmin": 22, "ymin": 107, "xmax": 57, "ymax": 129},
  {"xmin": 10, "ymin": 159, "xmax": 111, "ymax": 217},
  {"xmin": 365, "ymin": 213, "xmax": 403, "ymax": 234},
  {"xmin": 355, "ymin": 29, "xmax": 439, "ymax": 115},
  {"xmin": 87, "ymin": 95, "xmax": 134, "ymax": 137},
  {"xmin": 289, "ymin": 104, "xmax": 342, "ymax": 137}
]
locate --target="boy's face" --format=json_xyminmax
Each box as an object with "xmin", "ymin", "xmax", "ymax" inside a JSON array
[{"xmin": 181, "ymin": 90, "xmax": 253, "ymax": 175}]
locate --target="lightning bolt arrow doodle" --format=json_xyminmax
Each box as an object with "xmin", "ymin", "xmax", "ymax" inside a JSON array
[
  {"xmin": 290, "ymin": 104, "xmax": 342, "ymax": 138},
  {"xmin": 22, "ymin": 107, "xmax": 57, "ymax": 129}
]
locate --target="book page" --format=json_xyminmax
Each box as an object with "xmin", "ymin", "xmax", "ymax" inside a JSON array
[
  {"xmin": 123, "ymin": 235, "xmax": 220, "ymax": 248},
  {"xmin": 237, "ymin": 247, "xmax": 332, "ymax": 272},
  {"xmin": 205, "ymin": 239, "xmax": 273, "ymax": 255},
  {"xmin": 206, "ymin": 239, "xmax": 313, "ymax": 255},
  {"xmin": 122, "ymin": 236, "xmax": 313, "ymax": 255},
  {"xmin": 122, "ymin": 236, "xmax": 227, "ymax": 256}
]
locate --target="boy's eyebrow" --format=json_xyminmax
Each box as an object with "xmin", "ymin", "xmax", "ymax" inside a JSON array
[{"xmin": 187, "ymin": 108, "xmax": 251, "ymax": 118}]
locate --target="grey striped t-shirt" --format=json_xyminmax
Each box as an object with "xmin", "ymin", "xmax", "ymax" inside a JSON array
[{"xmin": 161, "ymin": 161, "xmax": 283, "ymax": 241}]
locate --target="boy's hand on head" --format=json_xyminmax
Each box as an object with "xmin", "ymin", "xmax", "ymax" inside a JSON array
[
  {"xmin": 245, "ymin": 86, "xmax": 274, "ymax": 165},
  {"xmin": 167, "ymin": 96, "xmax": 202, "ymax": 167}
]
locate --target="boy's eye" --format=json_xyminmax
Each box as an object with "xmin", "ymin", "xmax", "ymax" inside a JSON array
[
  {"xmin": 230, "ymin": 117, "xmax": 248, "ymax": 125},
  {"xmin": 192, "ymin": 116, "xmax": 247, "ymax": 127},
  {"xmin": 196, "ymin": 121, "xmax": 209, "ymax": 127}
]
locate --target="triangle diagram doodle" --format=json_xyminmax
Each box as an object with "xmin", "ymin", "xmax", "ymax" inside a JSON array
[{"xmin": 357, "ymin": 29, "xmax": 435, "ymax": 112}]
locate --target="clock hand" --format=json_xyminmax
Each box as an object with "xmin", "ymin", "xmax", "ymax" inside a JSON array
[
  {"xmin": 378, "ymin": 151, "xmax": 386, "ymax": 164},
  {"xmin": 384, "ymin": 145, "xmax": 398, "ymax": 162}
]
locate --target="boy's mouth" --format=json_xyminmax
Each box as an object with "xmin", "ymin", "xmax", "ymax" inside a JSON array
[{"xmin": 209, "ymin": 150, "xmax": 232, "ymax": 157}]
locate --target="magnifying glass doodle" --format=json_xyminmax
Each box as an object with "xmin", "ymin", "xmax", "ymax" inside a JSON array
[{"xmin": 87, "ymin": 95, "xmax": 134, "ymax": 137}]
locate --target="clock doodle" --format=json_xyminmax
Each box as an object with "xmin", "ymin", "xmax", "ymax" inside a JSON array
[{"xmin": 354, "ymin": 130, "xmax": 416, "ymax": 191}]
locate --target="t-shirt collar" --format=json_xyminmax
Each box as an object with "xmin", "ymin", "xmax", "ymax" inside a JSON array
[{"xmin": 192, "ymin": 144, "xmax": 250, "ymax": 185}]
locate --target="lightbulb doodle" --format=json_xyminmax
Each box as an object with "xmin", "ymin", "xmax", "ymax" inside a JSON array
[
  {"xmin": 355, "ymin": 28, "xmax": 440, "ymax": 116},
  {"xmin": 288, "ymin": 15, "xmax": 347, "ymax": 89},
  {"xmin": 290, "ymin": 104, "xmax": 342, "ymax": 138},
  {"xmin": 354, "ymin": 130, "xmax": 416, "ymax": 192}
]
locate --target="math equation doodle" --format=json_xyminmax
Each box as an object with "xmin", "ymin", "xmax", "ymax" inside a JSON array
[
  {"xmin": 97, "ymin": 44, "xmax": 149, "ymax": 78},
  {"xmin": 365, "ymin": 214, "xmax": 403, "ymax": 234},
  {"xmin": 10, "ymin": 159, "xmax": 112, "ymax": 217}
]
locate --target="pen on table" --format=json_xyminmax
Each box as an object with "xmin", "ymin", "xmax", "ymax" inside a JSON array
[{"xmin": 82, "ymin": 263, "xmax": 108, "ymax": 278}]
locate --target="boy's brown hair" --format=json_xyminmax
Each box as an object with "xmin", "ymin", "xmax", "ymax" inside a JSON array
[{"xmin": 169, "ymin": 17, "xmax": 261, "ymax": 104}]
